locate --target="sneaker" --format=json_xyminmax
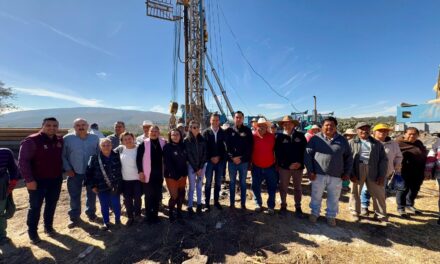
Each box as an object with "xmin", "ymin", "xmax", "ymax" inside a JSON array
[
  {"xmin": 44, "ymin": 227, "xmax": 57, "ymax": 237},
  {"xmin": 295, "ymin": 207, "xmax": 304, "ymax": 218},
  {"xmin": 360, "ymin": 207, "xmax": 369, "ymax": 216},
  {"xmin": 114, "ymin": 220, "xmax": 122, "ymax": 229},
  {"xmin": 67, "ymin": 219, "xmax": 78, "ymax": 229},
  {"xmin": 351, "ymin": 214, "xmax": 360, "ymax": 222},
  {"xmin": 205, "ymin": 204, "xmax": 211, "ymax": 212},
  {"xmin": 374, "ymin": 214, "xmax": 389, "ymax": 223},
  {"xmin": 327, "ymin": 217, "xmax": 336, "ymax": 227},
  {"xmin": 406, "ymin": 206, "xmax": 422, "ymax": 215},
  {"xmin": 214, "ymin": 202, "xmax": 223, "ymax": 210},
  {"xmin": 196, "ymin": 204, "xmax": 203, "ymax": 215},
  {"xmin": 309, "ymin": 214, "xmax": 318, "ymax": 223},
  {"xmin": 397, "ymin": 208, "xmax": 409, "ymax": 218},
  {"xmin": 100, "ymin": 223, "xmax": 111, "ymax": 231},
  {"xmin": 267, "ymin": 208, "xmax": 275, "ymax": 215},
  {"xmin": 255, "ymin": 205, "xmax": 263, "ymax": 213},
  {"xmin": 29, "ymin": 232, "xmax": 41, "ymax": 244}
]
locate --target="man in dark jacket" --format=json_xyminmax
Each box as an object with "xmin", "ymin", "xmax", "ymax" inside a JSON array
[
  {"xmin": 225, "ymin": 111, "xmax": 253, "ymax": 209},
  {"xmin": 275, "ymin": 115, "xmax": 307, "ymax": 217},
  {"xmin": 203, "ymin": 113, "xmax": 227, "ymax": 211},
  {"xmin": 349, "ymin": 122, "xmax": 388, "ymax": 222},
  {"xmin": 0, "ymin": 148, "xmax": 19, "ymax": 245},
  {"xmin": 18, "ymin": 117, "xmax": 64, "ymax": 244}
]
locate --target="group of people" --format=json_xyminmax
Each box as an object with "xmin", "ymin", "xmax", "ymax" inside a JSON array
[{"xmin": 0, "ymin": 111, "xmax": 439, "ymax": 246}]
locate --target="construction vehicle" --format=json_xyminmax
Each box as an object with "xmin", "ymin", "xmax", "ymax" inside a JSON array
[{"xmin": 145, "ymin": 0, "xmax": 234, "ymax": 129}]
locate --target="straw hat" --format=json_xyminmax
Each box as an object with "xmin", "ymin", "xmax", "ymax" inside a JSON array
[
  {"xmin": 257, "ymin": 117, "xmax": 271, "ymax": 127},
  {"xmin": 278, "ymin": 115, "xmax": 300, "ymax": 127},
  {"xmin": 343, "ymin": 128, "xmax": 356, "ymax": 135}
]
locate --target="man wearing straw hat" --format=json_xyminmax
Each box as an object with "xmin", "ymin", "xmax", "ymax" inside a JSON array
[
  {"xmin": 275, "ymin": 115, "xmax": 307, "ymax": 217},
  {"xmin": 251, "ymin": 117, "xmax": 278, "ymax": 215}
]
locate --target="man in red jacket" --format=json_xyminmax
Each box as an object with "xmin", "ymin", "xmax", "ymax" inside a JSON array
[
  {"xmin": 251, "ymin": 118, "xmax": 278, "ymax": 215},
  {"xmin": 18, "ymin": 117, "xmax": 63, "ymax": 244}
]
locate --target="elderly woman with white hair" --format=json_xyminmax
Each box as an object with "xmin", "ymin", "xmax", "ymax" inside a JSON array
[{"xmin": 86, "ymin": 138, "xmax": 123, "ymax": 231}]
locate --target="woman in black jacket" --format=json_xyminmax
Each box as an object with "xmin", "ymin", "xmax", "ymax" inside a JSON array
[
  {"xmin": 396, "ymin": 127, "xmax": 428, "ymax": 217},
  {"xmin": 86, "ymin": 138, "xmax": 123, "ymax": 230},
  {"xmin": 184, "ymin": 120, "xmax": 207, "ymax": 215},
  {"xmin": 163, "ymin": 129, "xmax": 188, "ymax": 222}
]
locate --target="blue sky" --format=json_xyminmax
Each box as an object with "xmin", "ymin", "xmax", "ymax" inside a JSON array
[{"xmin": 1, "ymin": 0, "xmax": 439, "ymax": 119}]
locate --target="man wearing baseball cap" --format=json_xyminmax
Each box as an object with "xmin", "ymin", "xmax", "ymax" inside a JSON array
[
  {"xmin": 348, "ymin": 122, "xmax": 388, "ymax": 222},
  {"xmin": 360, "ymin": 123, "xmax": 402, "ymax": 216}
]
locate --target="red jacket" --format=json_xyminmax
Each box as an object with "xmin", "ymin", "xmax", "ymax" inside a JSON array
[
  {"xmin": 18, "ymin": 132, "xmax": 63, "ymax": 182},
  {"xmin": 252, "ymin": 133, "xmax": 275, "ymax": 168}
]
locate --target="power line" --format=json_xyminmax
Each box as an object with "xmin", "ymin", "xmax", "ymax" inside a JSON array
[{"xmin": 218, "ymin": 5, "xmax": 301, "ymax": 113}]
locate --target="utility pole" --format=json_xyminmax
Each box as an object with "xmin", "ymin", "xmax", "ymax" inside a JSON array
[{"xmin": 313, "ymin": 96, "xmax": 318, "ymax": 124}]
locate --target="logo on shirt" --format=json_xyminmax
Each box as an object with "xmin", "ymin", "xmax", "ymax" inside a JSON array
[
  {"xmin": 43, "ymin": 144, "xmax": 48, "ymax": 150},
  {"xmin": 174, "ymin": 151, "xmax": 178, "ymax": 156},
  {"xmin": 240, "ymin": 132, "xmax": 246, "ymax": 137},
  {"xmin": 294, "ymin": 138, "xmax": 301, "ymax": 143},
  {"xmin": 283, "ymin": 139, "xmax": 289, "ymax": 143},
  {"xmin": 57, "ymin": 142, "xmax": 62, "ymax": 148},
  {"xmin": 232, "ymin": 132, "xmax": 235, "ymax": 136}
]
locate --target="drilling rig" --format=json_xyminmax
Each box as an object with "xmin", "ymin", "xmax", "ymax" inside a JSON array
[{"xmin": 145, "ymin": 0, "xmax": 233, "ymax": 128}]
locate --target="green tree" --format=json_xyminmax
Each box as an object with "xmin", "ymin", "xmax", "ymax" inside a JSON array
[{"xmin": 0, "ymin": 81, "xmax": 16, "ymax": 113}]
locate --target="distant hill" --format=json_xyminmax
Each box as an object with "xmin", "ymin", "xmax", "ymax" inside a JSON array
[{"xmin": 0, "ymin": 107, "xmax": 170, "ymax": 128}]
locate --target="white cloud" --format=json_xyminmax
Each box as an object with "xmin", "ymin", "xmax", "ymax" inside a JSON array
[
  {"xmin": 117, "ymin": 106, "xmax": 141, "ymax": 110},
  {"xmin": 0, "ymin": 11, "xmax": 29, "ymax": 25},
  {"xmin": 257, "ymin": 103, "xmax": 286, "ymax": 110},
  {"xmin": 37, "ymin": 20, "xmax": 114, "ymax": 56},
  {"xmin": 150, "ymin": 105, "xmax": 167, "ymax": 113},
  {"xmin": 14, "ymin": 87, "xmax": 103, "ymax": 107},
  {"xmin": 96, "ymin": 72, "xmax": 108, "ymax": 79}
]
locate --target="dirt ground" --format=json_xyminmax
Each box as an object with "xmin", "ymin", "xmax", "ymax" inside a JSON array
[{"xmin": 1, "ymin": 176, "xmax": 439, "ymax": 264}]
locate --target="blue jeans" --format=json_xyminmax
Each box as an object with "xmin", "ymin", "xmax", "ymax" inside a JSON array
[
  {"xmin": 188, "ymin": 164, "xmax": 206, "ymax": 207},
  {"xmin": 252, "ymin": 165, "xmax": 278, "ymax": 209},
  {"xmin": 228, "ymin": 162, "xmax": 248, "ymax": 206},
  {"xmin": 205, "ymin": 160, "xmax": 226, "ymax": 204},
  {"xmin": 67, "ymin": 173, "xmax": 97, "ymax": 220},
  {"xmin": 309, "ymin": 174, "xmax": 342, "ymax": 218},
  {"xmin": 97, "ymin": 191, "xmax": 121, "ymax": 224}
]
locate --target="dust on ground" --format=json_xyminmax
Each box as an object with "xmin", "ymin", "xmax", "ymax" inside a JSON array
[{"xmin": 1, "ymin": 176, "xmax": 439, "ymax": 264}]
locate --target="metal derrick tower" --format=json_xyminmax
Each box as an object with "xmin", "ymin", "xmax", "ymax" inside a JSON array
[{"xmin": 145, "ymin": 0, "xmax": 206, "ymax": 127}]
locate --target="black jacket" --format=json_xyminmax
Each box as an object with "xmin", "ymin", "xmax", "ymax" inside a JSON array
[
  {"xmin": 184, "ymin": 134, "xmax": 208, "ymax": 171},
  {"xmin": 86, "ymin": 151, "xmax": 123, "ymax": 193},
  {"xmin": 275, "ymin": 130, "xmax": 307, "ymax": 170},
  {"xmin": 163, "ymin": 142, "xmax": 188, "ymax": 180},
  {"xmin": 225, "ymin": 125, "xmax": 253, "ymax": 163},
  {"xmin": 202, "ymin": 127, "xmax": 227, "ymax": 160}
]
